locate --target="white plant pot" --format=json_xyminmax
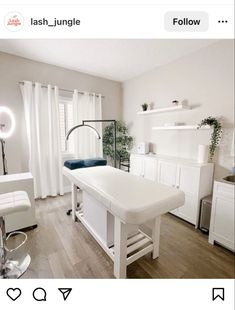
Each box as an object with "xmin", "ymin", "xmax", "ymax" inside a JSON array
[{"xmin": 198, "ymin": 144, "xmax": 209, "ymax": 163}]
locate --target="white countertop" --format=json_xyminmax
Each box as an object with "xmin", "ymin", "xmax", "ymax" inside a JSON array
[{"xmin": 131, "ymin": 153, "xmax": 214, "ymax": 167}]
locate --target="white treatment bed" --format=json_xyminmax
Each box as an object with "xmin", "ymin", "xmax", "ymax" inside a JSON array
[{"xmin": 63, "ymin": 165, "xmax": 185, "ymax": 278}]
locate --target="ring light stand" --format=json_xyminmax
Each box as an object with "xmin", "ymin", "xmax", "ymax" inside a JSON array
[
  {"xmin": 0, "ymin": 107, "xmax": 15, "ymax": 175},
  {"xmin": 0, "ymin": 134, "xmax": 7, "ymax": 175}
]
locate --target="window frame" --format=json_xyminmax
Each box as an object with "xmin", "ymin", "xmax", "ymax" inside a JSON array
[{"xmin": 59, "ymin": 96, "xmax": 75, "ymax": 157}]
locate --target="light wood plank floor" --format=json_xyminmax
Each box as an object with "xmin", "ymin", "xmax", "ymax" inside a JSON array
[{"xmin": 10, "ymin": 194, "xmax": 234, "ymax": 279}]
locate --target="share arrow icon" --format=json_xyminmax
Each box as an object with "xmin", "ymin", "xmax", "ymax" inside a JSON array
[{"xmin": 58, "ymin": 288, "xmax": 72, "ymax": 301}]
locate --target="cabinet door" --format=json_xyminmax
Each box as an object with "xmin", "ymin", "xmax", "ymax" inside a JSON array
[
  {"xmin": 210, "ymin": 195, "xmax": 234, "ymax": 250},
  {"xmin": 158, "ymin": 160, "xmax": 178, "ymax": 215},
  {"xmin": 177, "ymin": 165, "xmax": 200, "ymax": 225},
  {"xmin": 144, "ymin": 157, "xmax": 157, "ymax": 181},
  {"xmin": 178, "ymin": 194, "xmax": 197, "ymax": 225},
  {"xmin": 177, "ymin": 165, "xmax": 199, "ymax": 195},
  {"xmin": 158, "ymin": 161, "xmax": 177, "ymax": 187},
  {"xmin": 130, "ymin": 155, "xmax": 143, "ymax": 177}
]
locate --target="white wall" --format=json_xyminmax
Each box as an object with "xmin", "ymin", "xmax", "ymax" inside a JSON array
[
  {"xmin": 122, "ymin": 40, "xmax": 234, "ymax": 179},
  {"xmin": 0, "ymin": 51, "xmax": 122, "ymax": 175},
  {"xmin": 1, "ymin": 40, "xmax": 234, "ymax": 181}
]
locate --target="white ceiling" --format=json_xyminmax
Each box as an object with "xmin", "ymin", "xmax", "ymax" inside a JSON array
[{"xmin": 0, "ymin": 39, "xmax": 218, "ymax": 81}]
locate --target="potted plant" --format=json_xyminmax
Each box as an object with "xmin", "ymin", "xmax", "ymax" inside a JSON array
[
  {"xmin": 197, "ymin": 116, "xmax": 222, "ymax": 161},
  {"xmin": 141, "ymin": 103, "xmax": 148, "ymax": 111},
  {"xmin": 103, "ymin": 121, "xmax": 133, "ymax": 166}
]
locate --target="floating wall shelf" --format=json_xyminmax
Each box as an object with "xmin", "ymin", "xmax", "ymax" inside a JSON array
[
  {"xmin": 152, "ymin": 125, "xmax": 211, "ymax": 130},
  {"xmin": 137, "ymin": 104, "xmax": 190, "ymax": 115}
]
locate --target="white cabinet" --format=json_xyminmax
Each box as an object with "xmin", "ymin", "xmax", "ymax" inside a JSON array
[
  {"xmin": 177, "ymin": 165, "xmax": 199, "ymax": 195},
  {"xmin": 157, "ymin": 160, "xmax": 179, "ymax": 216},
  {"xmin": 158, "ymin": 161, "xmax": 177, "ymax": 187},
  {"xmin": 158, "ymin": 161, "xmax": 202, "ymax": 224},
  {"xmin": 177, "ymin": 165, "xmax": 200, "ymax": 224},
  {"xmin": 130, "ymin": 155, "xmax": 143, "ymax": 177},
  {"xmin": 130, "ymin": 154, "xmax": 214, "ymax": 226},
  {"xmin": 209, "ymin": 181, "xmax": 234, "ymax": 251},
  {"xmin": 143, "ymin": 157, "xmax": 158, "ymax": 181},
  {"xmin": 130, "ymin": 154, "xmax": 157, "ymax": 181}
]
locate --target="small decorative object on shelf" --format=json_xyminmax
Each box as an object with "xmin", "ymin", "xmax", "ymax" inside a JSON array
[
  {"xmin": 141, "ymin": 103, "xmax": 148, "ymax": 111},
  {"xmin": 197, "ymin": 116, "xmax": 222, "ymax": 161},
  {"xmin": 164, "ymin": 122, "xmax": 185, "ymax": 127},
  {"xmin": 172, "ymin": 100, "xmax": 179, "ymax": 106}
]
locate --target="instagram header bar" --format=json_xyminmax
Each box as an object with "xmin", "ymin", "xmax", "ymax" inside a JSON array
[{"xmin": 0, "ymin": 4, "xmax": 234, "ymax": 38}]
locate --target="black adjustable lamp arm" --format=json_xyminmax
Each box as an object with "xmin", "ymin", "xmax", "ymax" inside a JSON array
[{"xmin": 65, "ymin": 124, "xmax": 101, "ymax": 141}]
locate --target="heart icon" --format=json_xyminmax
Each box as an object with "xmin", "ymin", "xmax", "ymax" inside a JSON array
[{"xmin": 6, "ymin": 288, "xmax": 22, "ymax": 301}]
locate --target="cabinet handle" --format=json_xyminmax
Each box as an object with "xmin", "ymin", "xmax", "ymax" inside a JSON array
[{"xmin": 176, "ymin": 185, "xmax": 179, "ymax": 189}]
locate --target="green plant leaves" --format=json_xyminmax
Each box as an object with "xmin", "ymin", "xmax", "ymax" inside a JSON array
[
  {"xmin": 103, "ymin": 121, "xmax": 133, "ymax": 161},
  {"xmin": 198, "ymin": 116, "xmax": 222, "ymax": 160}
]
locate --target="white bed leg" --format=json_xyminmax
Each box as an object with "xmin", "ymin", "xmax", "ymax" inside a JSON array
[
  {"xmin": 71, "ymin": 183, "xmax": 77, "ymax": 222},
  {"xmin": 114, "ymin": 218, "xmax": 127, "ymax": 279},
  {"xmin": 152, "ymin": 216, "xmax": 161, "ymax": 259}
]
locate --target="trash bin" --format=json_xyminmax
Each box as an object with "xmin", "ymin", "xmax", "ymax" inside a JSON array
[{"xmin": 199, "ymin": 195, "xmax": 212, "ymax": 234}]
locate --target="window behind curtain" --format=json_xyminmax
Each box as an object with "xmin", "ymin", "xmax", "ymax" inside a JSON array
[{"xmin": 59, "ymin": 96, "xmax": 74, "ymax": 154}]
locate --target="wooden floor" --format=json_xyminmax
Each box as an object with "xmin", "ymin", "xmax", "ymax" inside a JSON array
[{"xmin": 9, "ymin": 194, "xmax": 234, "ymax": 279}]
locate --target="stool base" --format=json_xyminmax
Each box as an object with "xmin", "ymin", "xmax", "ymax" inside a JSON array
[{"xmin": 0, "ymin": 254, "xmax": 31, "ymax": 279}]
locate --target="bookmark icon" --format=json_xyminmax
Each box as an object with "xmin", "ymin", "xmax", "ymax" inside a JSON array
[
  {"xmin": 212, "ymin": 288, "xmax": 225, "ymax": 301},
  {"xmin": 58, "ymin": 288, "xmax": 72, "ymax": 301}
]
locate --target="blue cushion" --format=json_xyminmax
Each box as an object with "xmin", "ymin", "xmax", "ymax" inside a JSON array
[
  {"xmin": 64, "ymin": 159, "xmax": 86, "ymax": 170},
  {"xmin": 84, "ymin": 158, "xmax": 107, "ymax": 167},
  {"xmin": 64, "ymin": 158, "xmax": 107, "ymax": 170}
]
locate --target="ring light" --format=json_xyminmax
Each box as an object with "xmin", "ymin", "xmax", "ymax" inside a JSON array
[{"xmin": 0, "ymin": 106, "xmax": 15, "ymax": 139}]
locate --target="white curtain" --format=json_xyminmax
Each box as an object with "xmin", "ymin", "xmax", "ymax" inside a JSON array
[
  {"xmin": 73, "ymin": 91, "xmax": 102, "ymax": 159},
  {"xmin": 20, "ymin": 81, "xmax": 64, "ymax": 199}
]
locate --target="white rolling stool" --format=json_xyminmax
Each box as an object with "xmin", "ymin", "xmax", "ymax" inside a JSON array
[{"xmin": 0, "ymin": 191, "xmax": 31, "ymax": 278}]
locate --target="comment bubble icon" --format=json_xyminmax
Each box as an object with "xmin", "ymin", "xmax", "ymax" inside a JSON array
[{"xmin": 33, "ymin": 287, "xmax": 47, "ymax": 301}]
